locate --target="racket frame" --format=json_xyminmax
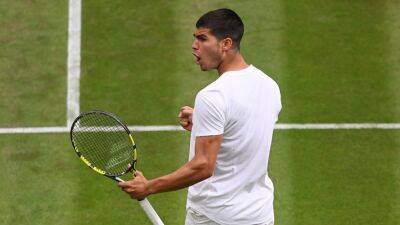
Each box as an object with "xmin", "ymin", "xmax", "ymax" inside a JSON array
[{"xmin": 70, "ymin": 110, "xmax": 137, "ymax": 181}]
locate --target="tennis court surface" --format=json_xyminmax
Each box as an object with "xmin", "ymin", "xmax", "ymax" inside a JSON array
[{"xmin": 1, "ymin": 1, "xmax": 399, "ymax": 224}]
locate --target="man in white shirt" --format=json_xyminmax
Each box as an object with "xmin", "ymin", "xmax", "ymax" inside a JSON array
[{"xmin": 119, "ymin": 8, "xmax": 281, "ymax": 225}]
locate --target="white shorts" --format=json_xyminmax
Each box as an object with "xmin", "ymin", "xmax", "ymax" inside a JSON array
[{"xmin": 184, "ymin": 208, "xmax": 274, "ymax": 225}]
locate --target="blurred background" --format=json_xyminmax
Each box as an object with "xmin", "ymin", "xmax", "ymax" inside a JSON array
[{"xmin": 0, "ymin": 0, "xmax": 399, "ymax": 224}]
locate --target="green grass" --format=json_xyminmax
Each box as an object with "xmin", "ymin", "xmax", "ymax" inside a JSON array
[
  {"xmin": 0, "ymin": 1, "xmax": 67, "ymax": 127},
  {"xmin": 270, "ymin": 130, "xmax": 400, "ymax": 225},
  {"xmin": 278, "ymin": 0, "xmax": 400, "ymax": 123},
  {"xmin": 0, "ymin": 132, "xmax": 189, "ymax": 225},
  {"xmin": 0, "ymin": 0, "xmax": 400, "ymax": 225},
  {"xmin": 1, "ymin": 131, "xmax": 398, "ymax": 225},
  {"xmin": 0, "ymin": 134, "xmax": 78, "ymax": 225}
]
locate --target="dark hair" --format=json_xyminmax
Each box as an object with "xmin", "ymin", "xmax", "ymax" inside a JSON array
[{"xmin": 196, "ymin": 8, "xmax": 244, "ymax": 50}]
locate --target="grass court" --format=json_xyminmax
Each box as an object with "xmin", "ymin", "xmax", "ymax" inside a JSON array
[{"xmin": 0, "ymin": 1, "xmax": 399, "ymax": 224}]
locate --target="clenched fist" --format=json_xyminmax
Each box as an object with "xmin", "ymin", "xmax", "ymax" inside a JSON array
[{"xmin": 178, "ymin": 106, "xmax": 193, "ymax": 131}]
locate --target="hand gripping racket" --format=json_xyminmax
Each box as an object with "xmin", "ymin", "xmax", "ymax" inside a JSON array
[{"xmin": 70, "ymin": 110, "xmax": 164, "ymax": 225}]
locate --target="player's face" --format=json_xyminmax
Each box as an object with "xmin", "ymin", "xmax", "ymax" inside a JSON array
[{"xmin": 192, "ymin": 27, "xmax": 223, "ymax": 71}]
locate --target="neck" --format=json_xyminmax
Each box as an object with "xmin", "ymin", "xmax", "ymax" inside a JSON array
[{"xmin": 217, "ymin": 51, "xmax": 249, "ymax": 75}]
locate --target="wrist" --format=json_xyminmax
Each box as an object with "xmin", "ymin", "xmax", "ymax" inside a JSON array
[{"xmin": 147, "ymin": 179, "xmax": 159, "ymax": 195}]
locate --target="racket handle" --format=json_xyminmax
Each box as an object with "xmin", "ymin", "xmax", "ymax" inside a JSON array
[
  {"xmin": 139, "ymin": 198, "xmax": 165, "ymax": 225},
  {"xmin": 114, "ymin": 177, "xmax": 164, "ymax": 224}
]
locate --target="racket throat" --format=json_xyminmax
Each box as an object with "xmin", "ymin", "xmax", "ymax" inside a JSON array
[{"xmin": 107, "ymin": 175, "xmax": 124, "ymax": 182}]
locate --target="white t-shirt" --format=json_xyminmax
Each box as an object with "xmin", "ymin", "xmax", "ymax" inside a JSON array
[{"xmin": 186, "ymin": 65, "xmax": 281, "ymax": 225}]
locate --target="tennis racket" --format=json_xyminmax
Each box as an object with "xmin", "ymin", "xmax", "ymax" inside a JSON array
[{"xmin": 70, "ymin": 110, "xmax": 164, "ymax": 225}]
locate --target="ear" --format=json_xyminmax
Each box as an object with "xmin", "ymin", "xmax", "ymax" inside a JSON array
[{"xmin": 221, "ymin": 38, "xmax": 233, "ymax": 51}]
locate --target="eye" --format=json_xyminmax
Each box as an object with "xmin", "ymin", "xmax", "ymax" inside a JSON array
[{"xmin": 193, "ymin": 34, "xmax": 207, "ymax": 42}]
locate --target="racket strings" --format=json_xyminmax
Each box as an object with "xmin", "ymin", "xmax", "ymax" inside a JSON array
[
  {"xmin": 71, "ymin": 113, "xmax": 134, "ymax": 176},
  {"xmin": 77, "ymin": 118, "xmax": 115, "ymax": 166},
  {"xmin": 83, "ymin": 115, "xmax": 131, "ymax": 171},
  {"xmin": 76, "ymin": 116, "xmax": 130, "ymax": 174}
]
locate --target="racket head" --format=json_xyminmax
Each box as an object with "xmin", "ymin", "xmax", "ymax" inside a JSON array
[{"xmin": 70, "ymin": 110, "xmax": 137, "ymax": 179}]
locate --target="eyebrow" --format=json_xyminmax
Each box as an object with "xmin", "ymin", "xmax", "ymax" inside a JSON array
[{"xmin": 193, "ymin": 33, "xmax": 207, "ymax": 39}]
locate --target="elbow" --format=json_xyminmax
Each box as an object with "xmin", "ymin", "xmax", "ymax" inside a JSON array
[
  {"xmin": 194, "ymin": 159, "xmax": 214, "ymax": 180},
  {"xmin": 199, "ymin": 163, "xmax": 214, "ymax": 180}
]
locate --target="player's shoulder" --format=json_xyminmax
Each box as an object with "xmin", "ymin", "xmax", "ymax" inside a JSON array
[
  {"xmin": 252, "ymin": 65, "xmax": 281, "ymax": 91},
  {"xmin": 251, "ymin": 65, "xmax": 276, "ymax": 81},
  {"xmin": 198, "ymin": 76, "xmax": 226, "ymax": 95},
  {"xmin": 195, "ymin": 80, "xmax": 226, "ymax": 108},
  {"xmin": 197, "ymin": 84, "xmax": 224, "ymax": 101}
]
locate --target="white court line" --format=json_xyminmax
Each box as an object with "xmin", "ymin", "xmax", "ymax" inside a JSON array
[
  {"xmin": 0, "ymin": 126, "xmax": 183, "ymax": 134},
  {"xmin": 1, "ymin": 123, "xmax": 400, "ymax": 134},
  {"xmin": 66, "ymin": 0, "xmax": 81, "ymax": 127},
  {"xmin": 275, "ymin": 123, "xmax": 400, "ymax": 129}
]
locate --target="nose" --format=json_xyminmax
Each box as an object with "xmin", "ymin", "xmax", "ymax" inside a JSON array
[{"xmin": 192, "ymin": 39, "xmax": 199, "ymax": 50}]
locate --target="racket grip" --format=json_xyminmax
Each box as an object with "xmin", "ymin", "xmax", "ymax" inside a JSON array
[
  {"xmin": 114, "ymin": 177, "xmax": 164, "ymax": 224},
  {"xmin": 139, "ymin": 198, "xmax": 165, "ymax": 225}
]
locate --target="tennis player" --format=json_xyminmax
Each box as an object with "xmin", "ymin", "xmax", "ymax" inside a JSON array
[{"xmin": 118, "ymin": 8, "xmax": 281, "ymax": 225}]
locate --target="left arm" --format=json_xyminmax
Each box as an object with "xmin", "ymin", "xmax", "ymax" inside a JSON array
[{"xmin": 118, "ymin": 135, "xmax": 222, "ymax": 200}]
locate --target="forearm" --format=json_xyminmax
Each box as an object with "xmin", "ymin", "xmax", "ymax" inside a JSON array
[{"xmin": 147, "ymin": 158, "xmax": 211, "ymax": 194}]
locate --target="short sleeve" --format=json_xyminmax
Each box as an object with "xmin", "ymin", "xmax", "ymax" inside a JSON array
[{"xmin": 193, "ymin": 90, "xmax": 226, "ymax": 136}]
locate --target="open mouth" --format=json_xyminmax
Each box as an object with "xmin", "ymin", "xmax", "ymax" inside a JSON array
[{"xmin": 192, "ymin": 53, "xmax": 201, "ymax": 64}]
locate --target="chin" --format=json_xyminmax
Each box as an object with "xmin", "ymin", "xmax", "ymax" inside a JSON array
[{"xmin": 199, "ymin": 64, "xmax": 214, "ymax": 71}]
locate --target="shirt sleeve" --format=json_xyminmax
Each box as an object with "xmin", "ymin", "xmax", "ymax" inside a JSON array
[{"xmin": 193, "ymin": 90, "xmax": 226, "ymax": 137}]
